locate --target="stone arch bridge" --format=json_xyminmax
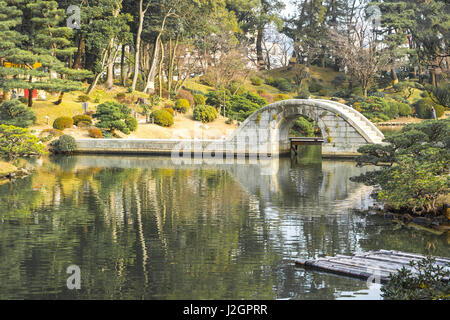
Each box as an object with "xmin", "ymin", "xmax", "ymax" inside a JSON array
[
  {"xmin": 225, "ymin": 99, "xmax": 385, "ymax": 156},
  {"xmin": 76, "ymin": 99, "xmax": 384, "ymax": 158}
]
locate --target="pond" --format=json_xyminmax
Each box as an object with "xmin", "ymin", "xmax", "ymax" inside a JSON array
[{"xmin": 0, "ymin": 146, "xmax": 448, "ymax": 300}]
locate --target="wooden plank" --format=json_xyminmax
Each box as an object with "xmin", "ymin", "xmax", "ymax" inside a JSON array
[
  {"xmin": 294, "ymin": 250, "xmax": 450, "ymax": 283},
  {"xmin": 377, "ymin": 250, "xmax": 450, "ymax": 265},
  {"xmin": 334, "ymin": 255, "xmax": 412, "ymax": 272},
  {"xmin": 321, "ymin": 257, "xmax": 401, "ymax": 275}
]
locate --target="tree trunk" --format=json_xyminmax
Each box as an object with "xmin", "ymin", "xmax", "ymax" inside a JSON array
[
  {"xmin": 28, "ymin": 88, "xmax": 33, "ymax": 107},
  {"xmin": 158, "ymin": 38, "xmax": 164, "ymax": 97},
  {"xmin": 256, "ymin": 26, "xmax": 265, "ymax": 70},
  {"xmin": 144, "ymin": 35, "xmax": 162, "ymax": 94},
  {"xmin": 73, "ymin": 34, "xmax": 85, "ymax": 69},
  {"xmin": 87, "ymin": 72, "xmax": 102, "ymax": 95},
  {"xmin": 121, "ymin": 45, "xmax": 127, "ymax": 86},
  {"xmin": 105, "ymin": 61, "xmax": 114, "ymax": 90},
  {"xmin": 431, "ymin": 67, "xmax": 438, "ymax": 88},
  {"xmin": 131, "ymin": 0, "xmax": 145, "ymax": 92},
  {"xmin": 391, "ymin": 66, "xmax": 398, "ymax": 84},
  {"xmin": 54, "ymin": 92, "xmax": 64, "ymax": 105}
]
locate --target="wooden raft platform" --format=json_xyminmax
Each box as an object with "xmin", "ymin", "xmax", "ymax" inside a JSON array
[
  {"xmin": 295, "ymin": 250, "xmax": 450, "ymax": 284},
  {"xmin": 289, "ymin": 137, "xmax": 324, "ymax": 155}
]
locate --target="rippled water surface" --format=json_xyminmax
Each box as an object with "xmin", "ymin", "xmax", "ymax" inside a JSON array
[{"xmin": 0, "ymin": 147, "xmax": 448, "ymax": 299}]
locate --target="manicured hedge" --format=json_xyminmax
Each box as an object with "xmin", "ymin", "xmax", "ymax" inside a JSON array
[
  {"xmin": 151, "ymin": 110, "xmax": 174, "ymax": 127},
  {"xmin": 53, "ymin": 117, "xmax": 74, "ymax": 130},
  {"xmin": 193, "ymin": 105, "xmax": 218, "ymax": 123}
]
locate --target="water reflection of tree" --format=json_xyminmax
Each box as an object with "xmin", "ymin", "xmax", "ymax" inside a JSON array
[{"xmin": 0, "ymin": 156, "xmax": 447, "ymax": 300}]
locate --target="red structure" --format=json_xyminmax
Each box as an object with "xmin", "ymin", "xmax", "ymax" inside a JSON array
[{"xmin": 24, "ymin": 89, "xmax": 38, "ymax": 99}]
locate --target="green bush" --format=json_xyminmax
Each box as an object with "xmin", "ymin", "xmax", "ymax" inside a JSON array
[
  {"xmin": 125, "ymin": 116, "xmax": 138, "ymax": 132},
  {"xmin": 193, "ymin": 105, "xmax": 218, "ymax": 123},
  {"xmin": 414, "ymin": 98, "xmax": 444, "ymax": 119},
  {"xmin": 318, "ymin": 88, "xmax": 328, "ymax": 96},
  {"xmin": 309, "ymin": 81, "xmax": 323, "ymax": 93},
  {"xmin": 382, "ymin": 257, "xmax": 449, "ymax": 300},
  {"xmin": 53, "ymin": 117, "xmax": 74, "ymax": 130},
  {"xmin": 265, "ymin": 76, "xmax": 275, "ymax": 85},
  {"xmin": 0, "ymin": 125, "xmax": 47, "ymax": 161},
  {"xmin": 295, "ymin": 84, "xmax": 310, "ymax": 99},
  {"xmin": 225, "ymin": 95, "xmax": 261, "ymax": 122},
  {"xmin": 77, "ymin": 94, "xmax": 90, "ymax": 102},
  {"xmin": 386, "ymin": 102, "xmax": 399, "ymax": 119},
  {"xmin": 397, "ymin": 102, "xmax": 413, "ymax": 117},
  {"xmin": 243, "ymin": 91, "xmax": 267, "ymax": 107},
  {"xmin": 273, "ymin": 78, "xmax": 293, "ymax": 92},
  {"xmin": 151, "ymin": 110, "xmax": 174, "ymax": 127},
  {"xmin": 93, "ymin": 101, "xmax": 132, "ymax": 135},
  {"xmin": 205, "ymin": 89, "xmax": 231, "ymax": 108},
  {"xmin": 290, "ymin": 117, "xmax": 315, "ymax": 137},
  {"xmin": 193, "ymin": 94, "xmax": 206, "ymax": 106},
  {"xmin": 72, "ymin": 114, "xmax": 92, "ymax": 126},
  {"xmin": 250, "ymin": 76, "xmax": 263, "ymax": 86},
  {"xmin": 0, "ymin": 100, "xmax": 36, "ymax": 128},
  {"xmin": 50, "ymin": 135, "xmax": 77, "ymax": 154},
  {"xmin": 175, "ymin": 99, "xmax": 190, "ymax": 113}
]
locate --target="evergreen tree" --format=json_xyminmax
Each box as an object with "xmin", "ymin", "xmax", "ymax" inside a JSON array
[{"xmin": 0, "ymin": 0, "xmax": 90, "ymax": 107}]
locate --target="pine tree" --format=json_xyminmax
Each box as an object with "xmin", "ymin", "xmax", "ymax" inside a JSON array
[{"xmin": 0, "ymin": 0, "xmax": 90, "ymax": 107}]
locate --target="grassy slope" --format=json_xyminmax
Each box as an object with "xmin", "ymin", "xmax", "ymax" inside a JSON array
[{"xmin": 29, "ymin": 66, "xmax": 436, "ymax": 131}]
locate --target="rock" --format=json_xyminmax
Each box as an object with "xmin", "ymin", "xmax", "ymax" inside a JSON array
[{"xmin": 412, "ymin": 217, "xmax": 432, "ymax": 226}]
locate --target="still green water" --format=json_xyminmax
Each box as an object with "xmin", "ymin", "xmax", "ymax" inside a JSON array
[{"xmin": 0, "ymin": 147, "xmax": 448, "ymax": 300}]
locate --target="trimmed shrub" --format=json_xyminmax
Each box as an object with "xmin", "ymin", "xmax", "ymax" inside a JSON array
[
  {"xmin": 193, "ymin": 94, "xmax": 206, "ymax": 106},
  {"xmin": 175, "ymin": 99, "xmax": 190, "ymax": 113},
  {"xmin": 243, "ymin": 92, "xmax": 267, "ymax": 107},
  {"xmin": 151, "ymin": 110, "xmax": 174, "ymax": 127},
  {"xmin": 250, "ymin": 76, "xmax": 263, "ymax": 86},
  {"xmin": 125, "ymin": 116, "xmax": 138, "ymax": 132},
  {"xmin": 50, "ymin": 135, "xmax": 77, "ymax": 154},
  {"xmin": 414, "ymin": 98, "xmax": 445, "ymax": 119},
  {"xmin": 78, "ymin": 94, "xmax": 90, "ymax": 102},
  {"xmin": 265, "ymin": 76, "xmax": 275, "ymax": 85},
  {"xmin": 309, "ymin": 81, "xmax": 323, "ymax": 93},
  {"xmin": 273, "ymin": 78, "xmax": 293, "ymax": 92},
  {"xmin": 205, "ymin": 89, "xmax": 231, "ymax": 108},
  {"xmin": 175, "ymin": 89, "xmax": 194, "ymax": 106},
  {"xmin": 93, "ymin": 101, "xmax": 132, "ymax": 135},
  {"xmin": 193, "ymin": 105, "xmax": 218, "ymax": 123},
  {"xmin": 164, "ymin": 107, "xmax": 175, "ymax": 116},
  {"xmin": 274, "ymin": 94, "xmax": 289, "ymax": 102},
  {"xmin": 115, "ymin": 92, "xmax": 126, "ymax": 102},
  {"xmin": 0, "ymin": 100, "xmax": 36, "ymax": 128},
  {"xmin": 397, "ymin": 102, "xmax": 413, "ymax": 117},
  {"xmin": 88, "ymin": 127, "xmax": 103, "ymax": 139},
  {"xmin": 73, "ymin": 114, "xmax": 92, "ymax": 126},
  {"xmin": 386, "ymin": 102, "xmax": 399, "ymax": 119},
  {"xmin": 53, "ymin": 117, "xmax": 74, "ymax": 130}
]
